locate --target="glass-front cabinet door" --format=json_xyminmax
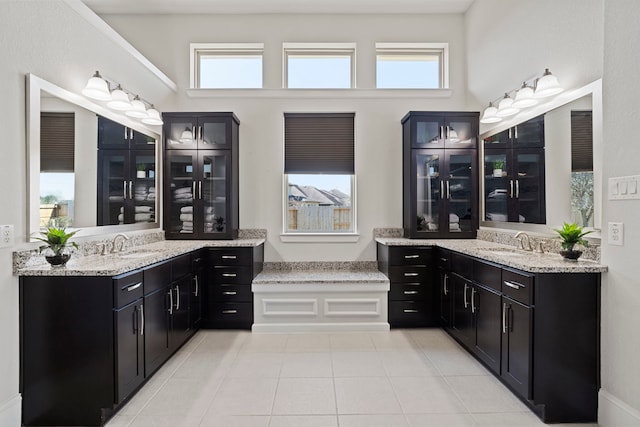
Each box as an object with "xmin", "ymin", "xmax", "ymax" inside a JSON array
[
  {"xmin": 164, "ymin": 115, "xmax": 232, "ymax": 150},
  {"xmin": 98, "ymin": 150, "xmax": 127, "ymax": 226},
  {"xmin": 410, "ymin": 116, "xmax": 445, "ymax": 148},
  {"xmin": 165, "ymin": 151, "xmax": 196, "ymax": 235},
  {"xmin": 484, "ymin": 150, "xmax": 509, "ymax": 222},
  {"xmin": 513, "ymin": 150, "xmax": 546, "ymax": 224},
  {"xmin": 199, "ymin": 151, "xmax": 230, "ymax": 236},
  {"xmin": 444, "ymin": 150, "xmax": 476, "ymax": 234},
  {"xmin": 413, "ymin": 151, "xmax": 442, "ymax": 234},
  {"xmin": 131, "ymin": 150, "xmax": 156, "ymax": 224},
  {"xmin": 444, "ymin": 118, "xmax": 476, "ymax": 148}
]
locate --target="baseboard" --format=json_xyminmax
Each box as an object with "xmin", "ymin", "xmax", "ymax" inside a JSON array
[
  {"xmin": 0, "ymin": 394, "xmax": 21, "ymax": 427},
  {"xmin": 252, "ymin": 322, "xmax": 390, "ymax": 333},
  {"xmin": 599, "ymin": 389, "xmax": 640, "ymax": 426}
]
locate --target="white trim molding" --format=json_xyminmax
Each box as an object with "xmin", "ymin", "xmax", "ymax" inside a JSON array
[
  {"xmin": 0, "ymin": 394, "xmax": 21, "ymax": 427},
  {"xmin": 599, "ymin": 389, "xmax": 640, "ymax": 426}
]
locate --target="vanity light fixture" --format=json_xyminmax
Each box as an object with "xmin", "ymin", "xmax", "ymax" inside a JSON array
[
  {"xmin": 106, "ymin": 85, "xmax": 132, "ymax": 111},
  {"xmin": 534, "ymin": 68, "xmax": 563, "ymax": 98},
  {"xmin": 512, "ymin": 82, "xmax": 538, "ymax": 108},
  {"xmin": 81, "ymin": 71, "xmax": 112, "ymax": 101},
  {"xmin": 496, "ymin": 93, "xmax": 520, "ymax": 118},
  {"xmin": 125, "ymin": 95, "xmax": 148, "ymax": 118},
  {"xmin": 142, "ymin": 106, "xmax": 164, "ymax": 125},
  {"xmin": 480, "ymin": 102, "xmax": 502, "ymax": 124}
]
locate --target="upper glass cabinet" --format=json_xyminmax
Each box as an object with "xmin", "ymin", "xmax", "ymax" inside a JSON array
[
  {"xmin": 405, "ymin": 111, "xmax": 478, "ymax": 149},
  {"xmin": 164, "ymin": 114, "xmax": 233, "ymax": 150}
]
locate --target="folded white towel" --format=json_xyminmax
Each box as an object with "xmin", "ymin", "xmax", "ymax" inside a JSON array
[
  {"xmin": 182, "ymin": 221, "xmax": 193, "ymax": 228},
  {"xmin": 135, "ymin": 213, "xmax": 152, "ymax": 221},
  {"xmin": 449, "ymin": 213, "xmax": 460, "ymax": 223},
  {"xmin": 118, "ymin": 213, "xmax": 124, "ymax": 221},
  {"xmin": 174, "ymin": 187, "xmax": 192, "ymax": 194},
  {"xmin": 449, "ymin": 222, "xmax": 461, "ymax": 231},
  {"xmin": 427, "ymin": 223, "xmax": 438, "ymax": 231},
  {"xmin": 180, "ymin": 213, "xmax": 193, "ymax": 222},
  {"xmin": 181, "ymin": 206, "xmax": 193, "ymax": 213},
  {"xmin": 135, "ymin": 206, "xmax": 153, "ymax": 213}
]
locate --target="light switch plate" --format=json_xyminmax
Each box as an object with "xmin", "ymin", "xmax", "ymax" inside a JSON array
[
  {"xmin": 608, "ymin": 222, "xmax": 624, "ymax": 246},
  {"xmin": 0, "ymin": 225, "xmax": 14, "ymax": 248},
  {"xmin": 609, "ymin": 175, "xmax": 640, "ymax": 200}
]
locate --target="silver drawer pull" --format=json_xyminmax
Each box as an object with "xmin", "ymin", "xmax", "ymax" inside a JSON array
[
  {"xmin": 124, "ymin": 282, "xmax": 142, "ymax": 292},
  {"xmin": 403, "ymin": 309, "xmax": 419, "ymax": 313},
  {"xmin": 504, "ymin": 280, "xmax": 523, "ymax": 290},
  {"xmin": 440, "ymin": 257, "xmax": 448, "ymax": 262},
  {"xmin": 404, "ymin": 272, "xmax": 419, "ymax": 277},
  {"xmin": 222, "ymin": 273, "xmax": 237, "ymax": 278},
  {"xmin": 222, "ymin": 309, "xmax": 237, "ymax": 314},
  {"xmin": 223, "ymin": 291, "xmax": 237, "ymax": 295},
  {"xmin": 404, "ymin": 291, "xmax": 418, "ymax": 295},
  {"xmin": 404, "ymin": 255, "xmax": 420, "ymax": 259},
  {"xmin": 221, "ymin": 255, "xmax": 237, "ymax": 259}
]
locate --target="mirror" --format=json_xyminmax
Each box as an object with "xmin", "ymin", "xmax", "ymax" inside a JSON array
[
  {"xmin": 480, "ymin": 79, "xmax": 603, "ymax": 233},
  {"xmin": 27, "ymin": 74, "xmax": 161, "ymax": 239}
]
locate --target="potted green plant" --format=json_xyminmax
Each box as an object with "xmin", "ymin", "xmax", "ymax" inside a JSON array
[
  {"xmin": 553, "ymin": 222, "xmax": 593, "ymax": 260},
  {"xmin": 34, "ymin": 226, "xmax": 79, "ymax": 267},
  {"xmin": 136, "ymin": 163, "xmax": 146, "ymax": 178},
  {"xmin": 213, "ymin": 216, "xmax": 225, "ymax": 232},
  {"xmin": 493, "ymin": 159, "xmax": 505, "ymax": 177}
]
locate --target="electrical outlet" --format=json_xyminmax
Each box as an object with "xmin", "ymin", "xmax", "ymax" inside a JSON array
[
  {"xmin": 0, "ymin": 225, "xmax": 14, "ymax": 248},
  {"xmin": 608, "ymin": 222, "xmax": 624, "ymax": 246}
]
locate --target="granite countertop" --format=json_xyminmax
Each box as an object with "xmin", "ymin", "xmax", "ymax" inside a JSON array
[
  {"xmin": 376, "ymin": 237, "xmax": 608, "ymax": 273},
  {"xmin": 16, "ymin": 238, "xmax": 265, "ymax": 277},
  {"xmin": 253, "ymin": 269, "xmax": 389, "ymax": 285}
]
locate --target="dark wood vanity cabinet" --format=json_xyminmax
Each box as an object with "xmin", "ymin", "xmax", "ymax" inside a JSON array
[
  {"xmin": 402, "ymin": 112, "xmax": 479, "ymax": 239},
  {"xmin": 377, "ymin": 244, "xmax": 438, "ymax": 327},
  {"xmin": 163, "ymin": 113, "xmax": 239, "ymax": 240}
]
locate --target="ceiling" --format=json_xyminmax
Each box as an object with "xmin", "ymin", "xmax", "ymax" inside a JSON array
[{"xmin": 80, "ymin": 0, "xmax": 475, "ymax": 15}]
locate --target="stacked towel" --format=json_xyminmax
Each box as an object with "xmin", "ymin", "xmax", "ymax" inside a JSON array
[
  {"xmin": 449, "ymin": 213, "xmax": 461, "ymax": 232},
  {"xmin": 174, "ymin": 186, "xmax": 193, "ymax": 201},
  {"xmin": 147, "ymin": 187, "xmax": 156, "ymax": 201}
]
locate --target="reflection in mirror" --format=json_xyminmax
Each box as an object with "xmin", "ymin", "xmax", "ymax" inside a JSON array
[{"xmin": 27, "ymin": 74, "xmax": 161, "ymax": 240}]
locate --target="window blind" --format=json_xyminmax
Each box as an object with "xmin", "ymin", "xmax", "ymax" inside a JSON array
[
  {"xmin": 284, "ymin": 113, "xmax": 354, "ymax": 174},
  {"xmin": 571, "ymin": 111, "xmax": 593, "ymax": 172},
  {"xmin": 40, "ymin": 112, "xmax": 75, "ymax": 173}
]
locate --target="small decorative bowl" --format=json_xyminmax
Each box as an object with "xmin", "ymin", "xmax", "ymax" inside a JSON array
[{"xmin": 559, "ymin": 250, "xmax": 583, "ymax": 261}]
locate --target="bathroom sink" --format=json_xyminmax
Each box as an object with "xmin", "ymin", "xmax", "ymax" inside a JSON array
[
  {"xmin": 481, "ymin": 248, "xmax": 526, "ymax": 257},
  {"xmin": 116, "ymin": 250, "xmax": 160, "ymax": 259}
]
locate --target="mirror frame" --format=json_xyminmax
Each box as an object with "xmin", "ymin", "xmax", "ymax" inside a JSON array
[
  {"xmin": 479, "ymin": 79, "xmax": 603, "ymax": 235},
  {"xmin": 26, "ymin": 73, "xmax": 162, "ymax": 240}
]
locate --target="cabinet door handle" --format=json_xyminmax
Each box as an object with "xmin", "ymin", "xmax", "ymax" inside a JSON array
[
  {"xmin": 509, "ymin": 180, "xmax": 514, "ymax": 198},
  {"xmin": 193, "ymin": 276, "xmax": 199, "ymax": 297},
  {"xmin": 440, "ymin": 257, "xmax": 448, "ymax": 263},
  {"xmin": 140, "ymin": 304, "xmax": 144, "ymax": 336},
  {"xmin": 463, "ymin": 283, "xmax": 469, "ymax": 308},
  {"xmin": 502, "ymin": 302, "xmax": 508, "ymax": 333},
  {"xmin": 509, "ymin": 128, "xmax": 513, "ymax": 139},
  {"xmin": 514, "ymin": 126, "xmax": 518, "ymax": 139},
  {"xmin": 223, "ymin": 291, "xmax": 237, "ymax": 295},
  {"xmin": 446, "ymin": 181, "xmax": 451, "ymax": 199},
  {"xmin": 175, "ymin": 285, "xmax": 180, "ymax": 310},
  {"xmin": 124, "ymin": 127, "xmax": 129, "ymax": 140},
  {"xmin": 404, "ymin": 272, "xmax": 419, "ymax": 277},
  {"xmin": 404, "ymin": 254, "xmax": 420, "ymax": 259},
  {"xmin": 503, "ymin": 280, "xmax": 523, "ymax": 290},
  {"xmin": 168, "ymin": 289, "xmax": 173, "ymax": 314},
  {"xmin": 515, "ymin": 180, "xmax": 520, "ymax": 199},
  {"xmin": 404, "ymin": 290, "xmax": 418, "ymax": 295},
  {"xmin": 440, "ymin": 180, "xmax": 445, "ymax": 199},
  {"xmin": 129, "ymin": 181, "xmax": 133, "ymax": 200},
  {"xmin": 443, "ymin": 273, "xmax": 449, "ymax": 296},
  {"xmin": 471, "ymin": 287, "xmax": 476, "ymax": 314},
  {"xmin": 198, "ymin": 126, "xmax": 203, "ymax": 143},
  {"xmin": 440, "ymin": 125, "xmax": 445, "ymax": 140},
  {"xmin": 221, "ymin": 255, "xmax": 237, "ymax": 260},
  {"xmin": 222, "ymin": 309, "xmax": 237, "ymax": 314},
  {"xmin": 123, "ymin": 282, "xmax": 142, "ymax": 292},
  {"xmin": 193, "ymin": 257, "xmax": 202, "ymax": 263},
  {"xmin": 222, "ymin": 273, "xmax": 237, "ymax": 278},
  {"xmin": 192, "ymin": 181, "xmax": 197, "ymax": 200},
  {"xmin": 129, "ymin": 128, "xmax": 134, "ymax": 140},
  {"xmin": 199, "ymin": 181, "xmax": 203, "ymax": 199},
  {"xmin": 404, "ymin": 309, "xmax": 419, "ymax": 313},
  {"xmin": 123, "ymin": 181, "xmax": 127, "ymax": 199}
]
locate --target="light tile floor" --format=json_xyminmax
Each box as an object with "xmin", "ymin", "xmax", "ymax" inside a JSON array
[{"xmin": 105, "ymin": 329, "xmax": 599, "ymax": 427}]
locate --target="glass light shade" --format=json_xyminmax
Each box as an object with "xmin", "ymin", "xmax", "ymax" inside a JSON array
[
  {"xmin": 125, "ymin": 96, "xmax": 147, "ymax": 118},
  {"xmin": 512, "ymin": 83, "xmax": 538, "ymax": 108},
  {"xmin": 106, "ymin": 86, "xmax": 132, "ymax": 111},
  {"xmin": 480, "ymin": 104, "xmax": 502, "ymax": 124},
  {"xmin": 179, "ymin": 127, "xmax": 194, "ymax": 143},
  {"xmin": 534, "ymin": 68, "xmax": 563, "ymax": 98},
  {"xmin": 81, "ymin": 71, "xmax": 111, "ymax": 101},
  {"xmin": 496, "ymin": 93, "xmax": 519, "ymax": 118},
  {"xmin": 141, "ymin": 107, "xmax": 163, "ymax": 125}
]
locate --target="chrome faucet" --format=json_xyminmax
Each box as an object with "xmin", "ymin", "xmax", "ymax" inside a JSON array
[
  {"xmin": 111, "ymin": 233, "xmax": 130, "ymax": 253},
  {"xmin": 515, "ymin": 231, "xmax": 533, "ymax": 251}
]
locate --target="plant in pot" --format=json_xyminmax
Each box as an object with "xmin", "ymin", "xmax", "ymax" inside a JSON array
[
  {"xmin": 35, "ymin": 226, "xmax": 79, "ymax": 267},
  {"xmin": 493, "ymin": 159, "xmax": 505, "ymax": 177},
  {"xmin": 136, "ymin": 163, "xmax": 146, "ymax": 178},
  {"xmin": 553, "ymin": 222, "xmax": 593, "ymax": 260},
  {"xmin": 213, "ymin": 216, "xmax": 225, "ymax": 232}
]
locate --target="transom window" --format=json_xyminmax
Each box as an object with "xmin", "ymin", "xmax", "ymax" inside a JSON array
[
  {"xmin": 284, "ymin": 43, "xmax": 356, "ymax": 89},
  {"xmin": 190, "ymin": 43, "xmax": 263, "ymax": 89},
  {"xmin": 376, "ymin": 43, "xmax": 448, "ymax": 89}
]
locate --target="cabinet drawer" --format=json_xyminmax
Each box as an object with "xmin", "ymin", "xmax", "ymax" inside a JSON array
[
  {"xmin": 209, "ymin": 248, "xmax": 252, "ymax": 266},
  {"xmin": 209, "ymin": 284, "xmax": 253, "ymax": 302},
  {"xmin": 209, "ymin": 302, "xmax": 253, "ymax": 323},
  {"xmin": 437, "ymin": 250, "xmax": 452, "ymax": 270},
  {"xmin": 113, "ymin": 271, "xmax": 143, "ymax": 308},
  {"xmin": 388, "ymin": 266, "xmax": 432, "ymax": 283},
  {"xmin": 144, "ymin": 261, "xmax": 171, "ymax": 294},
  {"xmin": 451, "ymin": 252, "xmax": 474, "ymax": 280},
  {"xmin": 502, "ymin": 269, "xmax": 534, "ymax": 305},
  {"xmin": 389, "ymin": 283, "xmax": 428, "ymax": 301},
  {"xmin": 388, "ymin": 247, "xmax": 433, "ymax": 266},
  {"xmin": 172, "ymin": 253, "xmax": 192, "ymax": 281},
  {"xmin": 212, "ymin": 267, "xmax": 253, "ymax": 285},
  {"xmin": 474, "ymin": 260, "xmax": 502, "ymax": 292},
  {"xmin": 389, "ymin": 301, "xmax": 433, "ymax": 326}
]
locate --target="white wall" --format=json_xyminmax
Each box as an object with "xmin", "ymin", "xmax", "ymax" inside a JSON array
[
  {"xmin": 102, "ymin": 13, "xmax": 470, "ymax": 261},
  {"xmin": 0, "ymin": 2, "xmax": 174, "ymax": 425}
]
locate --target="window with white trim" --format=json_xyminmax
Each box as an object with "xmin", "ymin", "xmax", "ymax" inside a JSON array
[
  {"xmin": 376, "ymin": 43, "xmax": 448, "ymax": 89},
  {"xmin": 284, "ymin": 43, "xmax": 356, "ymax": 89},
  {"xmin": 190, "ymin": 43, "xmax": 263, "ymax": 89},
  {"xmin": 284, "ymin": 113, "xmax": 356, "ymax": 234}
]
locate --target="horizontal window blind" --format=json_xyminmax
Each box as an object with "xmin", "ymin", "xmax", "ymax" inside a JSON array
[
  {"xmin": 571, "ymin": 111, "xmax": 593, "ymax": 172},
  {"xmin": 40, "ymin": 112, "xmax": 75, "ymax": 173},
  {"xmin": 284, "ymin": 113, "xmax": 354, "ymax": 174}
]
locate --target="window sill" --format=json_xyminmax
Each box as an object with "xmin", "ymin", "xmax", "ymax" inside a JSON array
[
  {"xmin": 186, "ymin": 88, "xmax": 452, "ymax": 99},
  {"xmin": 280, "ymin": 233, "xmax": 360, "ymax": 243}
]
